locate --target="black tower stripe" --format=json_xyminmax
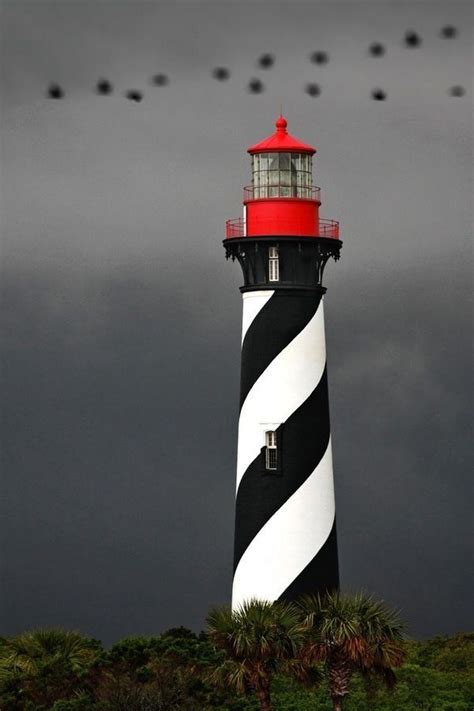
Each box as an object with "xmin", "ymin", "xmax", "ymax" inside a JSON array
[
  {"xmin": 278, "ymin": 520, "xmax": 339, "ymax": 600},
  {"xmin": 240, "ymin": 289, "xmax": 323, "ymax": 409},
  {"xmin": 234, "ymin": 367, "xmax": 330, "ymax": 572}
]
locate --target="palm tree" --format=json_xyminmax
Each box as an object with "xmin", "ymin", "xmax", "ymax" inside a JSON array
[
  {"xmin": 0, "ymin": 628, "xmax": 100, "ymax": 707},
  {"xmin": 207, "ymin": 599, "xmax": 307, "ymax": 711},
  {"xmin": 298, "ymin": 591, "xmax": 406, "ymax": 711}
]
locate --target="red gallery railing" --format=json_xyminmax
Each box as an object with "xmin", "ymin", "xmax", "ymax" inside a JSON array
[{"xmin": 225, "ymin": 217, "xmax": 340, "ymax": 240}]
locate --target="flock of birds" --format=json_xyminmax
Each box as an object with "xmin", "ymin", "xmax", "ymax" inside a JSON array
[{"xmin": 46, "ymin": 27, "xmax": 465, "ymax": 103}]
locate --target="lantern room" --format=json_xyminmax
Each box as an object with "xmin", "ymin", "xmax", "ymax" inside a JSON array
[
  {"xmin": 250, "ymin": 152, "xmax": 315, "ymax": 199},
  {"xmin": 248, "ymin": 116, "xmax": 315, "ymax": 200},
  {"xmin": 226, "ymin": 116, "xmax": 339, "ymax": 240},
  {"xmin": 224, "ymin": 116, "xmax": 342, "ymax": 291}
]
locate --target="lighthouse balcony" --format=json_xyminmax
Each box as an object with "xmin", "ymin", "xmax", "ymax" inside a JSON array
[
  {"xmin": 243, "ymin": 184, "xmax": 321, "ymax": 202},
  {"xmin": 225, "ymin": 217, "xmax": 340, "ymax": 240}
]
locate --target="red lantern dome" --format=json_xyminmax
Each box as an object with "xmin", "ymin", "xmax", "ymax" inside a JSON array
[{"xmin": 247, "ymin": 116, "xmax": 316, "ymax": 155}]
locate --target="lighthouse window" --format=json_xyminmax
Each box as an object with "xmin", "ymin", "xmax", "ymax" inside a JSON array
[
  {"xmin": 252, "ymin": 152, "xmax": 312, "ymax": 199},
  {"xmin": 265, "ymin": 430, "xmax": 278, "ymax": 470},
  {"xmin": 279, "ymin": 153, "xmax": 295, "ymax": 197},
  {"xmin": 268, "ymin": 246, "xmax": 279, "ymax": 282},
  {"xmin": 259, "ymin": 154, "xmax": 269, "ymax": 170}
]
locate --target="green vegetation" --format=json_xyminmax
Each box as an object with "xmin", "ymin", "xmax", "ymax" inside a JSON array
[
  {"xmin": 0, "ymin": 597, "xmax": 472, "ymax": 710},
  {"xmin": 207, "ymin": 599, "xmax": 309, "ymax": 710},
  {"xmin": 298, "ymin": 592, "xmax": 405, "ymax": 710}
]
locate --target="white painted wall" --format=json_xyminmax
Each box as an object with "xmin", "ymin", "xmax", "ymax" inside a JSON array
[
  {"xmin": 236, "ymin": 299, "xmax": 327, "ymax": 493},
  {"xmin": 233, "ymin": 440, "xmax": 335, "ymax": 607},
  {"xmin": 233, "ymin": 296, "xmax": 335, "ymax": 609}
]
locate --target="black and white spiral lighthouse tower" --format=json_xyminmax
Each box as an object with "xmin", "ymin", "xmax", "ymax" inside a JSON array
[{"xmin": 224, "ymin": 116, "xmax": 342, "ymax": 609}]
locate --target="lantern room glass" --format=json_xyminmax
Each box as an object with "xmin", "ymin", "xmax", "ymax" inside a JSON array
[{"xmin": 252, "ymin": 152, "xmax": 312, "ymax": 199}]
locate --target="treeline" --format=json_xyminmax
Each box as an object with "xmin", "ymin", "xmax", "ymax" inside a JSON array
[{"xmin": 0, "ymin": 593, "xmax": 472, "ymax": 710}]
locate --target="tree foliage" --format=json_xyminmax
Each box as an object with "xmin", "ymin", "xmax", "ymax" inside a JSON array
[
  {"xmin": 207, "ymin": 599, "xmax": 309, "ymax": 710},
  {"xmin": 298, "ymin": 591, "xmax": 406, "ymax": 709},
  {"xmin": 0, "ymin": 612, "xmax": 472, "ymax": 710},
  {"xmin": 0, "ymin": 629, "xmax": 101, "ymax": 709}
]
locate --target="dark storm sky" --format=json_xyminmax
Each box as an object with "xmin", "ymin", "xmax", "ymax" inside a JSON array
[{"xmin": 1, "ymin": 0, "xmax": 472, "ymax": 644}]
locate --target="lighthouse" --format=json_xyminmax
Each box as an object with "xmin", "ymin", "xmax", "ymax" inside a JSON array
[{"xmin": 224, "ymin": 116, "xmax": 342, "ymax": 609}]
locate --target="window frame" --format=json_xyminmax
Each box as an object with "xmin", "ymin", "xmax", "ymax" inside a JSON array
[
  {"xmin": 265, "ymin": 430, "xmax": 278, "ymax": 471},
  {"xmin": 268, "ymin": 246, "xmax": 280, "ymax": 282}
]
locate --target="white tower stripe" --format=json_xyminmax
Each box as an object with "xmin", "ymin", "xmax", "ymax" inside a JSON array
[
  {"xmin": 232, "ymin": 439, "xmax": 335, "ymax": 608},
  {"xmin": 241, "ymin": 290, "xmax": 275, "ymax": 344},
  {"xmin": 236, "ymin": 300, "xmax": 327, "ymax": 493}
]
